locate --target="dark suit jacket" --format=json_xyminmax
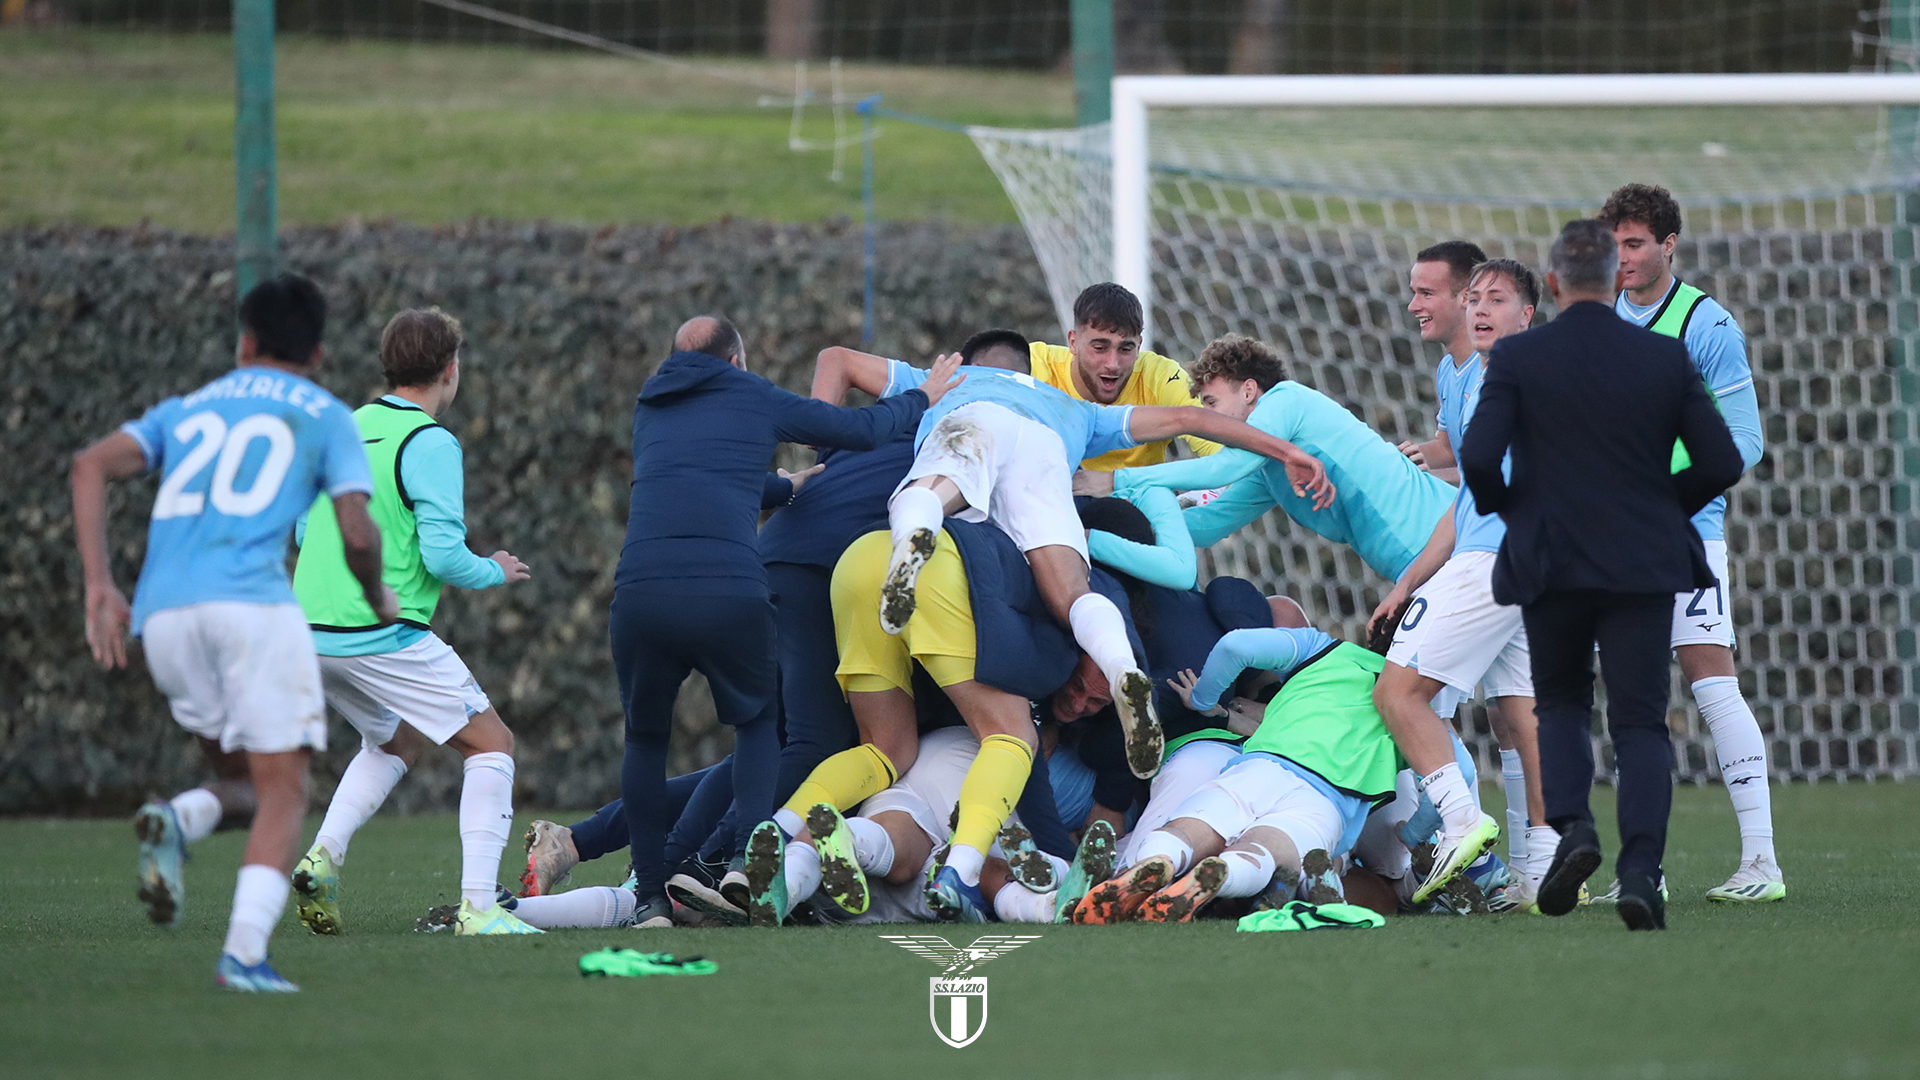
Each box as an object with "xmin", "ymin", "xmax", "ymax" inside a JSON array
[{"xmin": 1457, "ymin": 301, "xmax": 1745, "ymax": 606}]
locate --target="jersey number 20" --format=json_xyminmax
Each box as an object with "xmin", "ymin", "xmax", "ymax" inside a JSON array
[{"xmin": 152, "ymin": 411, "xmax": 297, "ymax": 520}]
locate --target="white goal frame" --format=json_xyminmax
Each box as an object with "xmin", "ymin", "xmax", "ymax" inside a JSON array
[{"xmin": 1110, "ymin": 73, "xmax": 1920, "ymax": 346}]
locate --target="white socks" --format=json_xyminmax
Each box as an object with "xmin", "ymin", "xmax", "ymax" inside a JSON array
[
  {"xmin": 773, "ymin": 807, "xmax": 805, "ymax": 839},
  {"xmin": 1419, "ymin": 762, "xmax": 1479, "ymax": 834},
  {"xmin": 1067, "ymin": 592, "xmax": 1136, "ymax": 688},
  {"xmin": 459, "ymin": 752, "xmax": 515, "ymax": 910},
  {"xmin": 889, "ymin": 485, "xmax": 945, "ymax": 548},
  {"xmin": 1219, "ymin": 843, "xmax": 1277, "ymax": 898},
  {"xmin": 1127, "ymin": 830, "xmax": 1194, "ymax": 878},
  {"xmin": 848, "ymin": 816, "xmax": 895, "ymax": 876},
  {"xmin": 784, "ymin": 841, "xmax": 823, "ymax": 902},
  {"xmin": 1523, "ymin": 826, "xmax": 1560, "ymax": 889},
  {"xmin": 315, "ymin": 744, "xmax": 409, "ymax": 864},
  {"xmin": 945, "ymin": 844, "xmax": 987, "ymax": 887},
  {"xmin": 1693, "ymin": 676, "xmax": 1777, "ymax": 864},
  {"xmin": 223, "ymin": 864, "xmax": 290, "ymax": 966},
  {"xmin": 169, "ymin": 788, "xmax": 222, "ymax": 844},
  {"xmin": 992, "ymin": 883, "xmax": 1056, "ymax": 923},
  {"xmin": 1499, "ymin": 748, "xmax": 1528, "ymax": 862},
  {"xmin": 510, "ymin": 887, "xmax": 636, "ymax": 930}
]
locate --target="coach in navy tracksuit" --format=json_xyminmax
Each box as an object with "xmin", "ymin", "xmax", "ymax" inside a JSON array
[{"xmin": 612, "ymin": 316, "xmax": 956, "ymax": 925}]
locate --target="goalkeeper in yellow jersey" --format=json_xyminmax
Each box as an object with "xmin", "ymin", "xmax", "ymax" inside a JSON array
[{"xmin": 811, "ymin": 282, "xmax": 1219, "ymax": 472}]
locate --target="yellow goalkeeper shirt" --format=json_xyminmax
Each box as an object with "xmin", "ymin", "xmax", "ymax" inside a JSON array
[{"xmin": 1028, "ymin": 342, "xmax": 1224, "ymax": 471}]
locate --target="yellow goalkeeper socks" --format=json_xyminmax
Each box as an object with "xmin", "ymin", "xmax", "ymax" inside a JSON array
[
  {"xmin": 948, "ymin": 734, "xmax": 1035, "ymax": 883},
  {"xmin": 780, "ymin": 743, "xmax": 899, "ymax": 826}
]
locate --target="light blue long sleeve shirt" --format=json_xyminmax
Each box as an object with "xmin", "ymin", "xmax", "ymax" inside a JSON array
[
  {"xmin": 1189, "ymin": 626, "xmax": 1338, "ymax": 711},
  {"xmin": 1086, "ymin": 486, "xmax": 1199, "ymax": 589}
]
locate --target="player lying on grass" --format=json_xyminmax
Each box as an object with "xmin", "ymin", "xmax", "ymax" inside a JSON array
[
  {"xmin": 503, "ymin": 727, "xmax": 1116, "ymax": 929},
  {"xmin": 1072, "ymin": 624, "xmax": 1427, "ymax": 924},
  {"xmin": 1369, "ymin": 259, "xmax": 1556, "ymax": 911},
  {"xmin": 811, "ymin": 282, "xmax": 1221, "ymax": 474},
  {"xmin": 830, "ymin": 329, "xmax": 1333, "ymax": 791},
  {"xmin": 70, "ymin": 274, "xmax": 395, "ymax": 991},
  {"xmin": 287, "ymin": 308, "xmax": 540, "ymax": 938},
  {"xmin": 1071, "ymin": 333, "xmax": 1453, "ymax": 588}
]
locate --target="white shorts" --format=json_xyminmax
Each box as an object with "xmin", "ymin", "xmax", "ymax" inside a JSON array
[
  {"xmin": 1386, "ymin": 550, "xmax": 1533, "ymax": 700},
  {"xmin": 1164, "ymin": 756, "xmax": 1343, "ymax": 858},
  {"xmin": 1119, "ymin": 740, "xmax": 1241, "ymax": 867},
  {"xmin": 1672, "ymin": 539, "xmax": 1735, "ymax": 649},
  {"xmin": 318, "ymin": 633, "xmax": 491, "ymax": 748},
  {"xmin": 141, "ymin": 601, "xmax": 327, "ymax": 755},
  {"xmin": 899, "ymin": 402, "xmax": 1088, "ymax": 560}
]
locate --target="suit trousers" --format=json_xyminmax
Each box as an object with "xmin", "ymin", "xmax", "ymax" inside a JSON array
[{"xmin": 1521, "ymin": 589, "xmax": 1676, "ymax": 879}]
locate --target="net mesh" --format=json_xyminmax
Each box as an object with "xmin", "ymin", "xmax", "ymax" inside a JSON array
[{"xmin": 973, "ymin": 102, "xmax": 1920, "ymax": 782}]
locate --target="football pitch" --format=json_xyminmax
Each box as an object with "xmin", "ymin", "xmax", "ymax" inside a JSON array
[{"xmin": 4, "ymin": 783, "xmax": 1917, "ymax": 1080}]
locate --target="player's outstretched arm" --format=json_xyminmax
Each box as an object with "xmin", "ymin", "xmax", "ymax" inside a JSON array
[
  {"xmin": 775, "ymin": 352, "xmax": 964, "ymax": 450},
  {"xmin": 1127, "ymin": 405, "xmax": 1334, "ymax": 510},
  {"xmin": 332, "ymin": 492, "xmax": 398, "ymax": 624},
  {"xmin": 810, "ymin": 345, "xmax": 898, "ymax": 405},
  {"xmin": 1184, "ymin": 627, "xmax": 1320, "ymax": 712},
  {"xmin": 1367, "ymin": 503, "xmax": 1457, "ymax": 641},
  {"xmin": 70, "ymin": 431, "xmax": 148, "ymax": 669}
]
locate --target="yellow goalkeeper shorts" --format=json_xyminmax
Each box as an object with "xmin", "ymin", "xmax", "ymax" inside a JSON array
[{"xmin": 832, "ymin": 529, "xmax": 976, "ymax": 694}]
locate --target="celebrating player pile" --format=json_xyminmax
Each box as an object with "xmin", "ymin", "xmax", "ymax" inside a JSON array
[{"xmin": 69, "ymin": 180, "xmax": 1774, "ymax": 989}]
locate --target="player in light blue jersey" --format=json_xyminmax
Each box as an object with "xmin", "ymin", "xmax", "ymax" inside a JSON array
[
  {"xmin": 69, "ymin": 275, "xmax": 395, "ymax": 992},
  {"xmin": 869, "ymin": 330, "xmax": 1331, "ymax": 908},
  {"xmin": 1603, "ymin": 183, "xmax": 1781, "ymax": 902},
  {"xmin": 1372, "ymin": 259, "xmax": 1555, "ymax": 908},
  {"xmin": 1398, "ymin": 239, "xmax": 1488, "ymax": 485},
  {"xmin": 1078, "ymin": 333, "xmax": 1457, "ymax": 585}
]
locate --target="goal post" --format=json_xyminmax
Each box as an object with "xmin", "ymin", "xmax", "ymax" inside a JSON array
[
  {"xmin": 1111, "ymin": 73, "xmax": 1920, "ymax": 346},
  {"xmin": 972, "ymin": 73, "xmax": 1920, "ymax": 781}
]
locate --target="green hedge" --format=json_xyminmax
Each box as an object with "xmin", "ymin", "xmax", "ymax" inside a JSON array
[{"xmin": 1, "ymin": 220, "xmax": 1052, "ymax": 813}]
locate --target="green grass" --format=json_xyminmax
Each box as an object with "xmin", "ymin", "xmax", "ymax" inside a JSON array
[
  {"xmin": 4, "ymin": 783, "xmax": 1918, "ymax": 1079},
  {"xmin": 0, "ymin": 30, "xmax": 1072, "ymax": 230}
]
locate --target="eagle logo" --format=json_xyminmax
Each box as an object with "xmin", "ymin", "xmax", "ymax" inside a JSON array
[
  {"xmin": 883, "ymin": 934, "xmax": 1042, "ymax": 1048},
  {"xmin": 879, "ymin": 934, "xmax": 1042, "ymax": 976}
]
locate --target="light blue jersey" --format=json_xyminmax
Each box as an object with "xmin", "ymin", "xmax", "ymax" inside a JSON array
[
  {"xmin": 121, "ymin": 366, "xmax": 373, "ymax": 632},
  {"xmin": 1113, "ymin": 382, "xmax": 1456, "ymax": 582},
  {"xmin": 1615, "ymin": 281, "xmax": 1765, "ymax": 541},
  {"xmin": 1435, "ymin": 354, "xmax": 1507, "ymax": 555},
  {"xmin": 885, "ymin": 360, "xmax": 1136, "ymax": 464}
]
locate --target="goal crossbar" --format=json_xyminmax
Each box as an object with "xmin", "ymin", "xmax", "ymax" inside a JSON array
[{"xmin": 1111, "ymin": 73, "xmax": 1920, "ymax": 343}]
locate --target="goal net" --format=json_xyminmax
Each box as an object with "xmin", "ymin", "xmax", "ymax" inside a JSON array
[{"xmin": 971, "ymin": 76, "xmax": 1920, "ymax": 782}]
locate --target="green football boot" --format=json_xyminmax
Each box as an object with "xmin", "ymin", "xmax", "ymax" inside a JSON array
[
  {"xmin": 1053, "ymin": 819, "xmax": 1118, "ymax": 922},
  {"xmin": 1412, "ymin": 813, "xmax": 1500, "ymax": 904},
  {"xmin": 744, "ymin": 820, "xmax": 792, "ymax": 927},
  {"xmin": 291, "ymin": 843, "xmax": 344, "ymax": 936},
  {"xmin": 453, "ymin": 898, "xmax": 543, "ymax": 935},
  {"xmin": 806, "ymin": 802, "xmax": 871, "ymax": 915}
]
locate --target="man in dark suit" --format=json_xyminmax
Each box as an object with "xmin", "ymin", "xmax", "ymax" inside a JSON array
[{"xmin": 1457, "ymin": 219, "xmax": 1744, "ymax": 930}]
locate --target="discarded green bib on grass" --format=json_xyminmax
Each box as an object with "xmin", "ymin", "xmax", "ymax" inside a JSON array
[
  {"xmin": 579, "ymin": 949, "xmax": 717, "ymax": 977},
  {"xmin": 1237, "ymin": 901, "xmax": 1385, "ymax": 932}
]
